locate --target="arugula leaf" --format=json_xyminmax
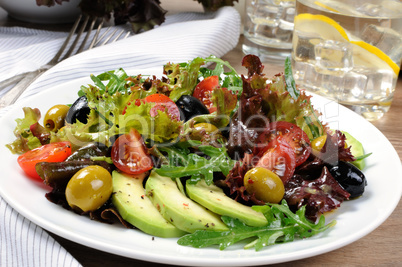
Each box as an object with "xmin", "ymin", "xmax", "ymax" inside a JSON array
[
  {"xmin": 178, "ymin": 200, "xmax": 336, "ymax": 251},
  {"xmin": 353, "ymin": 152, "xmax": 372, "ymax": 161},
  {"xmin": 155, "ymin": 141, "xmax": 236, "ymax": 185},
  {"xmin": 304, "ymin": 116, "xmax": 320, "ymax": 139},
  {"xmin": 80, "ymin": 68, "xmax": 131, "ymax": 96},
  {"xmin": 284, "ymin": 57, "xmax": 299, "ymax": 100},
  {"xmin": 202, "ymin": 55, "xmax": 243, "ymax": 94}
]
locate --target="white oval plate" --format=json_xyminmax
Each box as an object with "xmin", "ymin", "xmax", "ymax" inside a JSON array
[{"xmin": 0, "ymin": 71, "xmax": 401, "ymax": 266}]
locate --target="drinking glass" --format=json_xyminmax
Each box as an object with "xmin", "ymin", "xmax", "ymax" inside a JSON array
[
  {"xmin": 291, "ymin": 0, "xmax": 402, "ymax": 121},
  {"xmin": 243, "ymin": 0, "xmax": 296, "ymax": 63}
]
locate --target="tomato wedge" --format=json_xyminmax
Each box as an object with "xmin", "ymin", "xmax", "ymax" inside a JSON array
[
  {"xmin": 260, "ymin": 121, "xmax": 311, "ymax": 167},
  {"xmin": 111, "ymin": 128, "xmax": 153, "ymax": 174},
  {"xmin": 17, "ymin": 141, "xmax": 72, "ymax": 181},
  {"xmin": 193, "ymin": 76, "xmax": 237, "ymax": 114},
  {"xmin": 193, "ymin": 76, "xmax": 219, "ymax": 113},
  {"xmin": 255, "ymin": 137, "xmax": 296, "ymax": 184}
]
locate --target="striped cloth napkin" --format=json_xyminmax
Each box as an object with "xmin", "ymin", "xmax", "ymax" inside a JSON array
[{"xmin": 0, "ymin": 7, "xmax": 240, "ymax": 266}]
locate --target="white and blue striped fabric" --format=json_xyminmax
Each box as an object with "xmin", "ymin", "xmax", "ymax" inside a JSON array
[{"xmin": 0, "ymin": 7, "xmax": 240, "ymax": 266}]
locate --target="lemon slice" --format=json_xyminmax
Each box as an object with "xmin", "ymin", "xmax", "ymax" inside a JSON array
[
  {"xmin": 294, "ymin": 13, "xmax": 349, "ymax": 41},
  {"xmin": 350, "ymin": 40, "xmax": 400, "ymax": 77},
  {"xmin": 294, "ymin": 13, "xmax": 400, "ymax": 77},
  {"xmin": 313, "ymin": 1, "xmax": 340, "ymax": 13},
  {"xmin": 313, "ymin": 0, "xmax": 365, "ymax": 16}
]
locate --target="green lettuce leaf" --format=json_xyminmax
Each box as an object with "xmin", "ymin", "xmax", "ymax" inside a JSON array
[
  {"xmin": 71, "ymin": 77, "xmax": 182, "ymax": 145},
  {"xmin": 164, "ymin": 57, "xmax": 206, "ymax": 102},
  {"xmin": 6, "ymin": 107, "xmax": 43, "ymax": 153},
  {"xmin": 260, "ymin": 73, "xmax": 327, "ymax": 140},
  {"xmin": 119, "ymin": 101, "xmax": 182, "ymax": 143}
]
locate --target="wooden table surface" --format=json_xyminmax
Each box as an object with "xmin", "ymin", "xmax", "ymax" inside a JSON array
[{"xmin": 1, "ymin": 1, "xmax": 401, "ymax": 266}]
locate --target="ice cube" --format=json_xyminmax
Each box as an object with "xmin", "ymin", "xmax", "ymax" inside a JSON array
[
  {"xmin": 321, "ymin": 74, "xmax": 344, "ymax": 99},
  {"xmin": 304, "ymin": 64, "xmax": 324, "ymax": 92},
  {"xmin": 291, "ymin": 60, "xmax": 309, "ymax": 81},
  {"xmin": 314, "ymin": 40, "xmax": 353, "ymax": 75},
  {"xmin": 342, "ymin": 71, "xmax": 368, "ymax": 99},
  {"xmin": 266, "ymin": 0, "xmax": 292, "ymax": 7},
  {"xmin": 277, "ymin": 16, "xmax": 294, "ymax": 41},
  {"xmin": 364, "ymin": 69, "xmax": 395, "ymax": 99},
  {"xmin": 360, "ymin": 24, "xmax": 402, "ymax": 64},
  {"xmin": 293, "ymin": 34, "xmax": 316, "ymax": 61},
  {"xmin": 357, "ymin": 3, "xmax": 381, "ymax": 17},
  {"xmin": 283, "ymin": 6, "xmax": 295, "ymax": 23}
]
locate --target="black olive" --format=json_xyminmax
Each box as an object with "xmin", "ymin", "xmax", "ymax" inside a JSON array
[
  {"xmin": 220, "ymin": 122, "xmax": 231, "ymax": 139},
  {"xmin": 175, "ymin": 95, "xmax": 209, "ymax": 121},
  {"xmin": 65, "ymin": 96, "xmax": 91, "ymax": 124},
  {"xmin": 329, "ymin": 161, "xmax": 367, "ymax": 198}
]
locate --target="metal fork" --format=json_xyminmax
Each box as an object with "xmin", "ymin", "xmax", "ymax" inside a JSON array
[{"xmin": 0, "ymin": 15, "xmax": 130, "ymax": 108}]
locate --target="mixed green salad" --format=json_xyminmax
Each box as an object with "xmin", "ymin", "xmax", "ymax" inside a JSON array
[{"xmin": 6, "ymin": 55, "xmax": 368, "ymax": 251}]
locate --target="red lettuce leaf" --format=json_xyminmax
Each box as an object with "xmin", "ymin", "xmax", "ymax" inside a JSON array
[
  {"xmin": 226, "ymin": 56, "xmax": 268, "ymax": 159},
  {"xmin": 284, "ymin": 167, "xmax": 350, "ymax": 222},
  {"xmin": 195, "ymin": 0, "xmax": 238, "ymax": 12},
  {"xmin": 36, "ymin": 0, "xmax": 68, "ymax": 7},
  {"xmin": 37, "ymin": 0, "xmax": 167, "ymax": 33}
]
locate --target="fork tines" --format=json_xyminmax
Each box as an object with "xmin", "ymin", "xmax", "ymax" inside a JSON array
[{"xmin": 54, "ymin": 15, "xmax": 131, "ymax": 64}]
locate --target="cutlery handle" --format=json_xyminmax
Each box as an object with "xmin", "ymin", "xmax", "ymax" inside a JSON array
[
  {"xmin": 0, "ymin": 73, "xmax": 29, "ymax": 92},
  {"xmin": 0, "ymin": 70, "xmax": 45, "ymax": 109}
]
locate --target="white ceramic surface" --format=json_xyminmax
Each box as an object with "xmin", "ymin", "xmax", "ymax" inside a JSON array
[
  {"xmin": 0, "ymin": 0, "xmax": 81, "ymax": 24},
  {"xmin": 0, "ymin": 69, "xmax": 401, "ymax": 266}
]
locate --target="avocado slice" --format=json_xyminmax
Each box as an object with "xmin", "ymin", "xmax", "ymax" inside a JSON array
[
  {"xmin": 111, "ymin": 171, "xmax": 186, "ymax": 238},
  {"xmin": 145, "ymin": 171, "xmax": 228, "ymax": 233},
  {"xmin": 186, "ymin": 179, "xmax": 268, "ymax": 227},
  {"xmin": 342, "ymin": 131, "xmax": 366, "ymax": 170}
]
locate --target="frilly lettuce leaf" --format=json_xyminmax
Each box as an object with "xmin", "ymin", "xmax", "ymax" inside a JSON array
[
  {"xmin": 6, "ymin": 107, "xmax": 43, "ymax": 153},
  {"xmin": 260, "ymin": 73, "xmax": 327, "ymax": 140},
  {"xmin": 38, "ymin": 0, "xmax": 167, "ymax": 34},
  {"xmin": 164, "ymin": 56, "xmax": 242, "ymax": 102},
  {"xmin": 164, "ymin": 57, "xmax": 205, "ymax": 102},
  {"xmin": 119, "ymin": 101, "xmax": 182, "ymax": 144},
  {"xmin": 72, "ymin": 80, "xmax": 182, "ymax": 145},
  {"xmin": 58, "ymin": 109, "xmax": 117, "ymax": 149}
]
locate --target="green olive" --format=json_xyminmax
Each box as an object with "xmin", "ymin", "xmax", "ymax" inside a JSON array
[
  {"xmin": 190, "ymin": 122, "xmax": 223, "ymax": 142},
  {"xmin": 194, "ymin": 123, "xmax": 219, "ymax": 133},
  {"xmin": 243, "ymin": 167, "xmax": 285, "ymax": 203},
  {"xmin": 65, "ymin": 165, "xmax": 113, "ymax": 212},
  {"xmin": 44, "ymin": 104, "xmax": 70, "ymax": 132}
]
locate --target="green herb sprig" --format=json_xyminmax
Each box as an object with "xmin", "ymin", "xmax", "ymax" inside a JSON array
[{"xmin": 178, "ymin": 200, "xmax": 336, "ymax": 251}]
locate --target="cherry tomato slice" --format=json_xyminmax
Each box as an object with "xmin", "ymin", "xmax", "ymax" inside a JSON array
[
  {"xmin": 255, "ymin": 137, "xmax": 296, "ymax": 184},
  {"xmin": 145, "ymin": 94, "xmax": 181, "ymax": 121},
  {"xmin": 111, "ymin": 128, "xmax": 153, "ymax": 174},
  {"xmin": 261, "ymin": 121, "xmax": 311, "ymax": 167},
  {"xmin": 17, "ymin": 141, "xmax": 72, "ymax": 182},
  {"xmin": 193, "ymin": 76, "xmax": 220, "ymax": 113}
]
